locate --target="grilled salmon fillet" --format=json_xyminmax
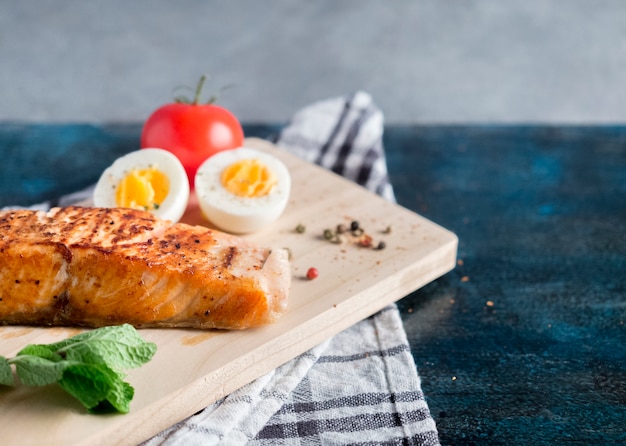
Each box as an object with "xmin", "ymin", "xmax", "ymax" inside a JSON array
[{"xmin": 0, "ymin": 206, "xmax": 290, "ymax": 329}]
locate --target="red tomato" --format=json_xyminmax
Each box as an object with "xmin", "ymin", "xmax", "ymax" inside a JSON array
[{"xmin": 140, "ymin": 78, "xmax": 244, "ymax": 188}]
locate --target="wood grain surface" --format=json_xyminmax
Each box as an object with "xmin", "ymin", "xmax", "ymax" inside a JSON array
[{"xmin": 0, "ymin": 137, "xmax": 457, "ymax": 446}]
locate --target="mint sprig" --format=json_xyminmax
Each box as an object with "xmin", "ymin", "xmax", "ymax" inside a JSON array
[{"xmin": 0, "ymin": 324, "xmax": 157, "ymax": 413}]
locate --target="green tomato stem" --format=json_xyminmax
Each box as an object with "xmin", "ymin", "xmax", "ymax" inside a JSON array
[{"xmin": 193, "ymin": 75, "xmax": 207, "ymax": 105}]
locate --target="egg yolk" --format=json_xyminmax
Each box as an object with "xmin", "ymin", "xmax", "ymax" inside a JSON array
[
  {"xmin": 115, "ymin": 167, "xmax": 169, "ymax": 211},
  {"xmin": 221, "ymin": 159, "xmax": 277, "ymax": 198}
]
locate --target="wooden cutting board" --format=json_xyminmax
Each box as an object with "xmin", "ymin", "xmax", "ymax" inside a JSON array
[{"xmin": 0, "ymin": 137, "xmax": 458, "ymax": 446}]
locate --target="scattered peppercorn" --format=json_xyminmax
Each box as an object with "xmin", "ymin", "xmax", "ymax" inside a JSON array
[
  {"xmin": 336, "ymin": 223, "xmax": 349, "ymax": 234},
  {"xmin": 295, "ymin": 223, "xmax": 306, "ymax": 234},
  {"xmin": 359, "ymin": 234, "xmax": 373, "ymax": 248},
  {"xmin": 351, "ymin": 227, "xmax": 364, "ymax": 236},
  {"xmin": 306, "ymin": 267, "xmax": 319, "ymax": 280},
  {"xmin": 331, "ymin": 234, "xmax": 346, "ymax": 244},
  {"xmin": 310, "ymin": 218, "xmax": 389, "ymax": 250}
]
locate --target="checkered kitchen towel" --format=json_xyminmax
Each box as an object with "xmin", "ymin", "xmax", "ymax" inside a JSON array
[{"xmin": 11, "ymin": 92, "xmax": 440, "ymax": 445}]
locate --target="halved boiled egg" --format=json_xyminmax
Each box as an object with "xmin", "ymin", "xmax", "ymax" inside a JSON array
[
  {"xmin": 195, "ymin": 147, "xmax": 291, "ymax": 234},
  {"xmin": 93, "ymin": 148, "xmax": 190, "ymax": 222}
]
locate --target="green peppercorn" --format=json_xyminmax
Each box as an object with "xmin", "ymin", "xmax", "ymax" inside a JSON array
[
  {"xmin": 351, "ymin": 227, "xmax": 364, "ymax": 236},
  {"xmin": 331, "ymin": 234, "xmax": 346, "ymax": 244}
]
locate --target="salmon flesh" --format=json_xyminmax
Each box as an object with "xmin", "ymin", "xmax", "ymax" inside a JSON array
[{"xmin": 0, "ymin": 206, "xmax": 290, "ymax": 329}]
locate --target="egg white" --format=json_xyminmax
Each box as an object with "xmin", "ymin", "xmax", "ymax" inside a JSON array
[
  {"xmin": 93, "ymin": 148, "xmax": 190, "ymax": 222},
  {"xmin": 195, "ymin": 147, "xmax": 291, "ymax": 234}
]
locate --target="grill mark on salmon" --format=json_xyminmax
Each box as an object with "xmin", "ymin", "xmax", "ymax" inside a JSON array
[
  {"xmin": 0, "ymin": 206, "xmax": 291, "ymax": 329},
  {"xmin": 53, "ymin": 242, "xmax": 73, "ymax": 263},
  {"xmin": 223, "ymin": 246, "xmax": 237, "ymax": 270}
]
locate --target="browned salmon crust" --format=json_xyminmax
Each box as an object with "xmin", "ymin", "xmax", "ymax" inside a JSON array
[{"xmin": 0, "ymin": 206, "xmax": 290, "ymax": 329}]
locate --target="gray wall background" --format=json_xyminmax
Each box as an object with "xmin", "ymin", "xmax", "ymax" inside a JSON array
[{"xmin": 1, "ymin": 0, "xmax": 624, "ymax": 124}]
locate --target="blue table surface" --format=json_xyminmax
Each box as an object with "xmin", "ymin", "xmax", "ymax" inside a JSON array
[{"xmin": 1, "ymin": 123, "xmax": 625, "ymax": 445}]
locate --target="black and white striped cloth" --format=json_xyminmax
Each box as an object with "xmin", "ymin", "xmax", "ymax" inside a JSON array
[
  {"xmin": 9, "ymin": 92, "xmax": 440, "ymax": 445},
  {"xmin": 143, "ymin": 92, "xmax": 440, "ymax": 445}
]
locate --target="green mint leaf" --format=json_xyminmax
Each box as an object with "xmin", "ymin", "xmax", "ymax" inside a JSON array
[
  {"xmin": 17, "ymin": 344, "xmax": 63, "ymax": 362},
  {"xmin": 48, "ymin": 324, "xmax": 157, "ymax": 369},
  {"xmin": 11, "ymin": 355, "xmax": 67, "ymax": 386},
  {"xmin": 59, "ymin": 363, "xmax": 134, "ymax": 414},
  {"xmin": 0, "ymin": 356, "xmax": 14, "ymax": 386},
  {"xmin": 3, "ymin": 324, "xmax": 156, "ymax": 414}
]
